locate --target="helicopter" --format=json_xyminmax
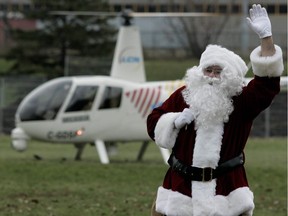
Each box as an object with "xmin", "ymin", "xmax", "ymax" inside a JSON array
[{"xmin": 11, "ymin": 10, "xmax": 203, "ymax": 164}]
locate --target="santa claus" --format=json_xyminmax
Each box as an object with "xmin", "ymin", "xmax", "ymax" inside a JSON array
[{"xmin": 147, "ymin": 4, "xmax": 283, "ymax": 216}]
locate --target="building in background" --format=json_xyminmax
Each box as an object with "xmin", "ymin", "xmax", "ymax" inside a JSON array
[
  {"xmin": 0, "ymin": 0, "xmax": 286, "ymax": 58},
  {"xmin": 107, "ymin": 0, "xmax": 287, "ymax": 58},
  {"xmin": 108, "ymin": 0, "xmax": 287, "ymax": 14}
]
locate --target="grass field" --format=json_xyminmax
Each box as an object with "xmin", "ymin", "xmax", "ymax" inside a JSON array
[
  {"xmin": 145, "ymin": 59, "xmax": 288, "ymax": 82},
  {"xmin": 0, "ymin": 135, "xmax": 286, "ymax": 216}
]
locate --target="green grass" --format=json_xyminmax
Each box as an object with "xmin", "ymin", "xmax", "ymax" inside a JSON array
[
  {"xmin": 145, "ymin": 59, "xmax": 288, "ymax": 81},
  {"xmin": 0, "ymin": 135, "xmax": 286, "ymax": 216},
  {"xmin": 0, "ymin": 57, "xmax": 287, "ymax": 79},
  {"xmin": 145, "ymin": 59, "xmax": 194, "ymax": 81}
]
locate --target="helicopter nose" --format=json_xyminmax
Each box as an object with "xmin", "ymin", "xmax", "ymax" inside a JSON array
[{"xmin": 11, "ymin": 127, "xmax": 29, "ymax": 151}]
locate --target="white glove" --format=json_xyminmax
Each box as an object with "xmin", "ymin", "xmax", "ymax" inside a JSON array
[
  {"xmin": 174, "ymin": 108, "xmax": 195, "ymax": 129},
  {"xmin": 246, "ymin": 4, "xmax": 272, "ymax": 39}
]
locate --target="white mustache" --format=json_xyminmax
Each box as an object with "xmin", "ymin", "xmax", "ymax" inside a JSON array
[{"xmin": 202, "ymin": 76, "xmax": 221, "ymax": 85}]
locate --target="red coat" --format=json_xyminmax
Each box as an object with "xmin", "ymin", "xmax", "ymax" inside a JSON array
[
  {"xmin": 147, "ymin": 74, "xmax": 281, "ymax": 215},
  {"xmin": 147, "ymin": 76, "xmax": 280, "ymax": 197}
]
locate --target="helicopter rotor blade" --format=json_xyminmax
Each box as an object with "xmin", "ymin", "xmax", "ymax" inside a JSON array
[
  {"xmin": 131, "ymin": 12, "xmax": 219, "ymax": 17},
  {"xmin": 49, "ymin": 11, "xmax": 218, "ymax": 18},
  {"xmin": 49, "ymin": 11, "xmax": 119, "ymax": 17}
]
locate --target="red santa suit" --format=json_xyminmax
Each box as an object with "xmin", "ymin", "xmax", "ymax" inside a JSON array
[{"xmin": 147, "ymin": 44, "xmax": 283, "ymax": 216}]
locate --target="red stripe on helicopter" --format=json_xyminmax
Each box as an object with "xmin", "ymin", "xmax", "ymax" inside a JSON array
[
  {"xmin": 142, "ymin": 88, "xmax": 155, "ymax": 118},
  {"xmin": 125, "ymin": 86, "xmax": 162, "ymax": 118},
  {"xmin": 131, "ymin": 90, "xmax": 137, "ymax": 102},
  {"xmin": 135, "ymin": 88, "xmax": 143, "ymax": 108},
  {"xmin": 143, "ymin": 86, "xmax": 162, "ymax": 118},
  {"xmin": 139, "ymin": 88, "xmax": 149, "ymax": 113},
  {"xmin": 154, "ymin": 86, "xmax": 162, "ymax": 108}
]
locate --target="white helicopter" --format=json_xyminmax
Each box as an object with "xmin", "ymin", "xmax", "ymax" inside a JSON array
[
  {"xmin": 11, "ymin": 10, "xmax": 200, "ymax": 164},
  {"xmin": 10, "ymin": 10, "xmax": 287, "ymax": 164}
]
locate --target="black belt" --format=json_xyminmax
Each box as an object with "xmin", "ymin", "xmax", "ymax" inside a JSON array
[{"xmin": 168, "ymin": 152, "xmax": 244, "ymax": 182}]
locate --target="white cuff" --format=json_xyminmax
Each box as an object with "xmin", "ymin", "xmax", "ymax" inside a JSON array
[
  {"xmin": 154, "ymin": 112, "xmax": 180, "ymax": 149},
  {"xmin": 250, "ymin": 44, "xmax": 284, "ymax": 77}
]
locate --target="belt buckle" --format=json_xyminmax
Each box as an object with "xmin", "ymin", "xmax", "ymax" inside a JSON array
[{"xmin": 202, "ymin": 167, "xmax": 213, "ymax": 182}]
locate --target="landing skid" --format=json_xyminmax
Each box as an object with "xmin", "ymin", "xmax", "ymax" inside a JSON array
[
  {"xmin": 74, "ymin": 141, "xmax": 169, "ymax": 164},
  {"xmin": 74, "ymin": 143, "xmax": 86, "ymax": 161},
  {"xmin": 93, "ymin": 140, "xmax": 170, "ymax": 164}
]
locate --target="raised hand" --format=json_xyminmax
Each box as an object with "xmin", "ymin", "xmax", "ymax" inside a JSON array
[{"xmin": 246, "ymin": 4, "xmax": 272, "ymax": 38}]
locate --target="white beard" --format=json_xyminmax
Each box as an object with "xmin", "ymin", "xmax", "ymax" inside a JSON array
[{"xmin": 182, "ymin": 66, "xmax": 240, "ymax": 129}]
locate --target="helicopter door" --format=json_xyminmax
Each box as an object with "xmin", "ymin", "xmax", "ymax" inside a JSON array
[
  {"xmin": 65, "ymin": 85, "xmax": 98, "ymax": 112},
  {"xmin": 92, "ymin": 86, "xmax": 123, "ymax": 138}
]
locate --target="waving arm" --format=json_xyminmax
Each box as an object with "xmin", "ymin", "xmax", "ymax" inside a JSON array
[{"xmin": 246, "ymin": 4, "xmax": 275, "ymax": 57}]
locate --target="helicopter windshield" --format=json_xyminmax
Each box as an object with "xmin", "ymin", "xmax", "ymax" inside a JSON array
[{"xmin": 19, "ymin": 79, "xmax": 72, "ymax": 121}]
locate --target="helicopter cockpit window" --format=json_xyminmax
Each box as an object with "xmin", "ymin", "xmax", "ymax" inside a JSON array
[
  {"xmin": 99, "ymin": 86, "xmax": 122, "ymax": 109},
  {"xmin": 65, "ymin": 86, "xmax": 98, "ymax": 112},
  {"xmin": 19, "ymin": 80, "xmax": 72, "ymax": 121}
]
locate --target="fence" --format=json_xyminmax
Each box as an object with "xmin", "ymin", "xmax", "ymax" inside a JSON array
[
  {"xmin": 0, "ymin": 76, "xmax": 287, "ymax": 137},
  {"xmin": 0, "ymin": 76, "xmax": 47, "ymax": 134}
]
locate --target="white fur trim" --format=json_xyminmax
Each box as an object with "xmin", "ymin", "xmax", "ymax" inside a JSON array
[
  {"xmin": 192, "ymin": 123, "xmax": 224, "ymax": 215},
  {"xmin": 156, "ymin": 186, "xmax": 193, "ymax": 216},
  {"xmin": 214, "ymin": 187, "xmax": 254, "ymax": 216},
  {"xmin": 156, "ymin": 186, "xmax": 254, "ymax": 216},
  {"xmin": 192, "ymin": 124, "xmax": 224, "ymax": 168},
  {"xmin": 154, "ymin": 112, "xmax": 180, "ymax": 149},
  {"xmin": 250, "ymin": 45, "xmax": 284, "ymax": 77}
]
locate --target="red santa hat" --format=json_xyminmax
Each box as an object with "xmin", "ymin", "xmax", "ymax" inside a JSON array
[{"xmin": 200, "ymin": 44, "xmax": 248, "ymax": 78}]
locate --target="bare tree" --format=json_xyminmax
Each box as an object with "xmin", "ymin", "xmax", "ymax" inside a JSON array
[{"xmin": 165, "ymin": 1, "xmax": 232, "ymax": 59}]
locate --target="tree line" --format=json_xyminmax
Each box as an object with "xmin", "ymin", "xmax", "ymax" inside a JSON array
[{"xmin": 1, "ymin": 0, "xmax": 116, "ymax": 78}]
